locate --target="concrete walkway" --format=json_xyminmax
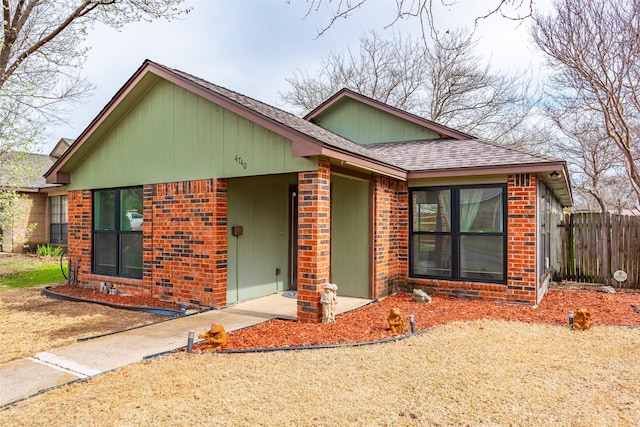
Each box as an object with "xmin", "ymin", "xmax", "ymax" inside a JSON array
[{"xmin": 0, "ymin": 292, "xmax": 371, "ymax": 408}]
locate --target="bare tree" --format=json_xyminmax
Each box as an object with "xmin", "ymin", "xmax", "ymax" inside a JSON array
[
  {"xmin": 546, "ymin": 107, "xmax": 631, "ymax": 213},
  {"xmin": 531, "ymin": 0, "xmax": 640, "ymax": 206},
  {"xmin": 297, "ymin": 0, "xmax": 534, "ymax": 41},
  {"xmin": 281, "ymin": 29, "xmax": 542, "ymax": 146},
  {"xmin": 421, "ymin": 30, "xmax": 540, "ymax": 143},
  {"xmin": 0, "ymin": 0, "xmax": 188, "ymax": 145},
  {"xmin": 281, "ymin": 31, "xmax": 427, "ymax": 114},
  {"xmin": 0, "ymin": 0, "xmax": 188, "ymax": 233}
]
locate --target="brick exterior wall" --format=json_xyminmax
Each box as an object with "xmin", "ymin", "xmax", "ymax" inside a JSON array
[
  {"xmin": 67, "ymin": 179, "xmax": 228, "ymax": 309},
  {"xmin": 1, "ymin": 193, "xmax": 48, "ymax": 252},
  {"xmin": 65, "ymin": 168, "xmax": 539, "ymax": 317},
  {"xmin": 148, "ymin": 179, "xmax": 228, "ymax": 308},
  {"xmin": 403, "ymin": 174, "xmax": 538, "ymax": 305},
  {"xmin": 296, "ymin": 159, "xmax": 331, "ymax": 322},
  {"xmin": 505, "ymin": 173, "xmax": 537, "ymax": 304},
  {"xmin": 372, "ymin": 176, "xmax": 408, "ymax": 298},
  {"xmin": 67, "ymin": 190, "xmax": 92, "ymax": 283}
]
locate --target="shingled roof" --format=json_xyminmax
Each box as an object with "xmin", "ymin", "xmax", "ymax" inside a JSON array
[
  {"xmin": 166, "ymin": 66, "xmax": 390, "ymax": 163},
  {"xmin": 364, "ymin": 138, "xmax": 563, "ymax": 173},
  {"xmin": 165, "ymin": 63, "xmax": 566, "ymax": 179},
  {"xmin": 0, "ymin": 153, "xmax": 57, "ymax": 191},
  {"xmin": 46, "ymin": 60, "xmax": 571, "ymax": 205}
]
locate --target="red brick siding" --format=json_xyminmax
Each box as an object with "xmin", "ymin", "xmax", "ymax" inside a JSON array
[
  {"xmin": 67, "ymin": 190, "xmax": 92, "ymax": 286},
  {"xmin": 373, "ymin": 176, "xmax": 408, "ymax": 298},
  {"xmin": 66, "ymin": 168, "xmax": 539, "ymax": 315},
  {"xmin": 296, "ymin": 159, "xmax": 331, "ymax": 322},
  {"xmin": 403, "ymin": 174, "xmax": 538, "ymax": 305},
  {"xmin": 148, "ymin": 179, "xmax": 228, "ymax": 308},
  {"xmin": 67, "ymin": 179, "xmax": 228, "ymax": 308},
  {"xmin": 505, "ymin": 173, "xmax": 537, "ymax": 304}
]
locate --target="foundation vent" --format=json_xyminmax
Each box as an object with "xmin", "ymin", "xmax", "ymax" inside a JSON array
[{"xmin": 515, "ymin": 173, "xmax": 530, "ymax": 187}]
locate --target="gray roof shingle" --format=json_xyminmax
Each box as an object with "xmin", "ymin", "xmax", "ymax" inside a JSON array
[
  {"xmin": 1, "ymin": 153, "xmax": 57, "ymax": 189},
  {"xmin": 362, "ymin": 138, "xmax": 562, "ymax": 172},
  {"xmin": 154, "ymin": 62, "xmax": 566, "ymax": 175}
]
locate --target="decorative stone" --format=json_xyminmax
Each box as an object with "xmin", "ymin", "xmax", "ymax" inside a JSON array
[
  {"xmin": 198, "ymin": 323, "xmax": 228, "ymax": 350},
  {"xmin": 412, "ymin": 288, "xmax": 432, "ymax": 303},
  {"xmin": 387, "ymin": 307, "xmax": 405, "ymax": 334},
  {"xmin": 572, "ymin": 308, "xmax": 591, "ymax": 330},
  {"xmin": 598, "ymin": 285, "xmax": 616, "ymax": 294}
]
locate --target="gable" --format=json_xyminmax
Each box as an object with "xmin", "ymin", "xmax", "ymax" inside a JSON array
[
  {"xmin": 309, "ymin": 97, "xmax": 442, "ymax": 144},
  {"xmin": 47, "ymin": 60, "xmax": 570, "ymax": 206},
  {"xmin": 65, "ymin": 78, "xmax": 316, "ymax": 190}
]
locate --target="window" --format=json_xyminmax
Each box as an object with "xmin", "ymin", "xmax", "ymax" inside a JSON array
[
  {"xmin": 93, "ymin": 187, "xmax": 143, "ymax": 278},
  {"xmin": 410, "ymin": 185, "xmax": 506, "ymax": 283},
  {"xmin": 50, "ymin": 195, "xmax": 68, "ymax": 245},
  {"xmin": 539, "ymin": 183, "xmax": 551, "ymax": 279}
]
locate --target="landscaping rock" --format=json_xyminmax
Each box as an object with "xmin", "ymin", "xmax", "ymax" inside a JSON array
[{"xmin": 412, "ymin": 288, "xmax": 432, "ymax": 303}]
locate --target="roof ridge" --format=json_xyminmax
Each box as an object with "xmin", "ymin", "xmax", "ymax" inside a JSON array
[
  {"xmin": 160, "ymin": 63, "xmax": 300, "ymax": 121},
  {"xmin": 362, "ymin": 138, "xmax": 456, "ymax": 147}
]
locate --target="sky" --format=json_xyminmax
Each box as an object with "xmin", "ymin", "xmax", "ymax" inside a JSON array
[{"xmin": 41, "ymin": 0, "xmax": 552, "ymax": 153}]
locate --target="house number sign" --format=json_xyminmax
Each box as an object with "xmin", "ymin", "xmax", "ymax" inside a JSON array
[{"xmin": 235, "ymin": 155, "xmax": 248, "ymax": 169}]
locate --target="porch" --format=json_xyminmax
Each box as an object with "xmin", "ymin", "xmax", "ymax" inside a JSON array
[{"xmin": 227, "ymin": 291, "xmax": 374, "ymax": 321}]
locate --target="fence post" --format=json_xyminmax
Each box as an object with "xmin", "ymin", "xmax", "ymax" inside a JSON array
[
  {"xmin": 602, "ymin": 212, "xmax": 611, "ymax": 286},
  {"xmin": 567, "ymin": 213, "xmax": 575, "ymax": 280}
]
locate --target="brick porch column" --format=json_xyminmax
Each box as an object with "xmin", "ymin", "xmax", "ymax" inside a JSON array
[
  {"xmin": 507, "ymin": 173, "xmax": 537, "ymax": 304},
  {"xmin": 296, "ymin": 159, "xmax": 331, "ymax": 322}
]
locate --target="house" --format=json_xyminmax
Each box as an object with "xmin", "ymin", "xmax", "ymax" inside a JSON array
[
  {"xmin": 0, "ymin": 138, "xmax": 71, "ymax": 252},
  {"xmin": 45, "ymin": 60, "xmax": 572, "ymax": 322}
]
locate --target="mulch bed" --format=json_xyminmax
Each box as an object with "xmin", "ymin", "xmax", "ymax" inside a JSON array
[
  {"xmin": 49, "ymin": 285, "xmax": 640, "ymax": 351},
  {"xmin": 214, "ymin": 289, "xmax": 640, "ymax": 352},
  {"xmin": 49, "ymin": 285, "xmax": 184, "ymax": 310}
]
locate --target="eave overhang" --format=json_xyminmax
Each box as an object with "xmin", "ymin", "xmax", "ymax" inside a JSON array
[{"xmin": 408, "ymin": 161, "xmax": 573, "ymax": 207}]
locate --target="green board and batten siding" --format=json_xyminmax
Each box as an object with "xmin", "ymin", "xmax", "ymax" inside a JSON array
[
  {"xmin": 330, "ymin": 174, "xmax": 370, "ymax": 298},
  {"xmin": 312, "ymin": 98, "xmax": 441, "ymax": 145},
  {"xmin": 65, "ymin": 77, "xmax": 316, "ymax": 190},
  {"xmin": 227, "ymin": 175, "xmax": 296, "ymax": 304}
]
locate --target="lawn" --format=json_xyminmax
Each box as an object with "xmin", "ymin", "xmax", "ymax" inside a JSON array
[
  {"xmin": 0, "ymin": 254, "xmax": 66, "ymax": 291},
  {"xmin": 2, "ymin": 254, "xmax": 639, "ymax": 425},
  {"xmin": 2, "ymin": 320, "xmax": 640, "ymax": 426}
]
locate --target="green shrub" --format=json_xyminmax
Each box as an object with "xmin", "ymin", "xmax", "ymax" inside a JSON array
[{"xmin": 35, "ymin": 245, "xmax": 63, "ymax": 257}]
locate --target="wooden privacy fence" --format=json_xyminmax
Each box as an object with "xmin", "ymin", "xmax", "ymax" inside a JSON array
[{"xmin": 560, "ymin": 213, "xmax": 640, "ymax": 288}]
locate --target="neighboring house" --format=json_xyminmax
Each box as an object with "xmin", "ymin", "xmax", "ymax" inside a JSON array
[
  {"xmin": 0, "ymin": 138, "xmax": 71, "ymax": 252},
  {"xmin": 45, "ymin": 60, "xmax": 572, "ymax": 322}
]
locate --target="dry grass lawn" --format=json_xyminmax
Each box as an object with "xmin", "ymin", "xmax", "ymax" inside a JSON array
[
  {"xmin": 3, "ymin": 320, "xmax": 640, "ymax": 426},
  {"xmin": 0, "ymin": 285, "xmax": 162, "ymax": 364}
]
